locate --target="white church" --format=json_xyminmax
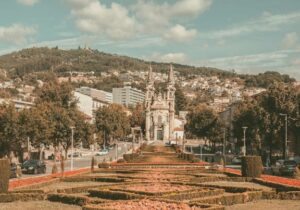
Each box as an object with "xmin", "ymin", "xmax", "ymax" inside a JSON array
[{"xmin": 145, "ymin": 65, "xmax": 185, "ymax": 142}]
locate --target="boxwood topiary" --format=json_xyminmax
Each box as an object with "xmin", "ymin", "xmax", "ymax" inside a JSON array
[
  {"xmin": 241, "ymin": 156, "xmax": 263, "ymax": 178},
  {"xmin": 0, "ymin": 159, "xmax": 10, "ymax": 193}
]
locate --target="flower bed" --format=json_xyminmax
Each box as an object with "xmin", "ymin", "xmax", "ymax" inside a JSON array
[
  {"xmin": 114, "ymin": 183, "xmax": 196, "ymax": 195},
  {"xmin": 9, "ymin": 168, "xmax": 90, "ymax": 190},
  {"xmin": 82, "ymin": 199, "xmax": 221, "ymax": 210},
  {"xmin": 62, "ymin": 176, "xmax": 125, "ymax": 183}
]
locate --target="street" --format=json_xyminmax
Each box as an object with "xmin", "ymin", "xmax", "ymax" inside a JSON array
[{"xmin": 12, "ymin": 142, "xmax": 135, "ymax": 180}]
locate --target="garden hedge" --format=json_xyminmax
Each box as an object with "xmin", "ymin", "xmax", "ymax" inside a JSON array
[
  {"xmin": 0, "ymin": 159, "xmax": 10, "ymax": 193},
  {"xmin": 241, "ymin": 156, "xmax": 263, "ymax": 178},
  {"xmin": 88, "ymin": 189, "xmax": 145, "ymax": 200},
  {"xmin": 0, "ymin": 193, "xmax": 45, "ymax": 203},
  {"xmin": 48, "ymin": 193, "xmax": 90, "ymax": 206}
]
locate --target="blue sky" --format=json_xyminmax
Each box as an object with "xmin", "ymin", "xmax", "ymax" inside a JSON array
[{"xmin": 0, "ymin": 0, "xmax": 300, "ymax": 79}]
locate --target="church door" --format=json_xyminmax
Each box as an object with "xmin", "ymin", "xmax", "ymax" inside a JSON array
[{"xmin": 157, "ymin": 130, "xmax": 163, "ymax": 140}]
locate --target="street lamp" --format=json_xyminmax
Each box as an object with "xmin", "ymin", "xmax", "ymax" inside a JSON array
[
  {"xmin": 242, "ymin": 127, "xmax": 248, "ymax": 156},
  {"xmin": 199, "ymin": 144, "xmax": 203, "ymax": 161},
  {"xmin": 70, "ymin": 126, "xmax": 75, "ymax": 171},
  {"xmin": 279, "ymin": 113, "xmax": 288, "ymax": 159},
  {"xmin": 223, "ymin": 128, "xmax": 226, "ymax": 167}
]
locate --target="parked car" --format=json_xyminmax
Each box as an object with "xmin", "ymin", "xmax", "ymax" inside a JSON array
[
  {"xmin": 95, "ymin": 149, "xmax": 109, "ymax": 156},
  {"xmin": 271, "ymin": 159, "xmax": 285, "ymax": 175},
  {"xmin": 279, "ymin": 160, "xmax": 297, "ymax": 176},
  {"xmin": 106, "ymin": 145, "xmax": 114, "ymax": 151},
  {"xmin": 21, "ymin": 159, "xmax": 46, "ymax": 174},
  {"xmin": 68, "ymin": 152, "xmax": 82, "ymax": 158},
  {"xmin": 232, "ymin": 156, "xmax": 242, "ymax": 165}
]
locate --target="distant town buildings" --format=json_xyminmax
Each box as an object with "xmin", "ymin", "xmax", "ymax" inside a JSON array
[
  {"xmin": 0, "ymin": 98, "xmax": 34, "ymax": 111},
  {"xmin": 113, "ymin": 85, "xmax": 145, "ymax": 107}
]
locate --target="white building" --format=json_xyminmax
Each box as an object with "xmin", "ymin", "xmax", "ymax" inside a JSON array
[
  {"xmin": 75, "ymin": 86, "xmax": 112, "ymax": 104},
  {"xmin": 74, "ymin": 91, "xmax": 110, "ymax": 123},
  {"xmin": 113, "ymin": 86, "xmax": 145, "ymax": 107}
]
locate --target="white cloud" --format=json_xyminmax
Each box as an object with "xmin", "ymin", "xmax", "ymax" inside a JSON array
[
  {"xmin": 133, "ymin": 0, "xmax": 211, "ymax": 31},
  {"xmin": 149, "ymin": 52, "xmax": 187, "ymax": 63},
  {"xmin": 197, "ymin": 49, "xmax": 300, "ymax": 79},
  {"xmin": 17, "ymin": 0, "xmax": 39, "ymax": 6},
  {"xmin": 204, "ymin": 12, "xmax": 300, "ymax": 39},
  {"xmin": 0, "ymin": 24, "xmax": 36, "ymax": 45},
  {"xmin": 171, "ymin": 0, "xmax": 212, "ymax": 17},
  {"xmin": 65, "ymin": 0, "xmax": 137, "ymax": 40},
  {"xmin": 281, "ymin": 32, "xmax": 298, "ymax": 49},
  {"xmin": 65, "ymin": 0, "xmax": 211, "ymax": 41},
  {"xmin": 164, "ymin": 24, "xmax": 197, "ymax": 42}
]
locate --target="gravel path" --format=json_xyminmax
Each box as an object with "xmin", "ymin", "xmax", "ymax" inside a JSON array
[
  {"xmin": 0, "ymin": 201, "xmax": 81, "ymax": 210},
  {"xmin": 203, "ymin": 181, "xmax": 273, "ymax": 191},
  {"xmin": 226, "ymin": 200, "xmax": 300, "ymax": 210}
]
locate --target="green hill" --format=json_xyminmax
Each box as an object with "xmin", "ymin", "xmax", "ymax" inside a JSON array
[{"xmin": 0, "ymin": 47, "xmax": 234, "ymax": 79}]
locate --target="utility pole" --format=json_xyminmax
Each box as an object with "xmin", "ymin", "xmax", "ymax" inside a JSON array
[
  {"xmin": 115, "ymin": 141, "xmax": 118, "ymax": 161},
  {"xmin": 223, "ymin": 128, "xmax": 226, "ymax": 167},
  {"xmin": 242, "ymin": 127, "xmax": 247, "ymax": 156},
  {"xmin": 279, "ymin": 113, "xmax": 288, "ymax": 159},
  {"xmin": 70, "ymin": 126, "xmax": 75, "ymax": 171}
]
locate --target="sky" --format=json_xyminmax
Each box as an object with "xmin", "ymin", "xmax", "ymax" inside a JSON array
[{"xmin": 0, "ymin": 0, "xmax": 300, "ymax": 79}]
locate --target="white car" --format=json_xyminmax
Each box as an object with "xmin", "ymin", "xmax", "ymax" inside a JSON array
[
  {"xmin": 96, "ymin": 149, "xmax": 109, "ymax": 156},
  {"xmin": 271, "ymin": 159, "xmax": 284, "ymax": 175}
]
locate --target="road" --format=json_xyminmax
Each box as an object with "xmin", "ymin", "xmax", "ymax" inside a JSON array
[{"xmin": 13, "ymin": 142, "xmax": 136, "ymax": 180}]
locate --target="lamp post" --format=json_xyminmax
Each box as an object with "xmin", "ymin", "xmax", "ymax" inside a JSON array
[
  {"xmin": 115, "ymin": 141, "xmax": 118, "ymax": 161},
  {"xmin": 199, "ymin": 144, "xmax": 203, "ymax": 161},
  {"xmin": 223, "ymin": 128, "xmax": 226, "ymax": 167},
  {"xmin": 279, "ymin": 113, "xmax": 288, "ymax": 159},
  {"xmin": 70, "ymin": 126, "xmax": 75, "ymax": 171},
  {"xmin": 242, "ymin": 127, "xmax": 247, "ymax": 156}
]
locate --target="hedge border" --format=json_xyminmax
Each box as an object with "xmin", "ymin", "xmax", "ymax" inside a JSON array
[{"xmin": 0, "ymin": 192, "xmax": 45, "ymax": 203}]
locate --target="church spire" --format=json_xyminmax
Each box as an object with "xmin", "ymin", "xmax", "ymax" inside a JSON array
[
  {"xmin": 147, "ymin": 64, "xmax": 153, "ymax": 84},
  {"xmin": 168, "ymin": 64, "xmax": 175, "ymax": 85}
]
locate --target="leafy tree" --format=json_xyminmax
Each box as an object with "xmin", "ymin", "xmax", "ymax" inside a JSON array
[
  {"xmin": 232, "ymin": 100, "xmax": 266, "ymax": 155},
  {"xmin": 95, "ymin": 104, "xmax": 130, "ymax": 144},
  {"xmin": 175, "ymin": 84, "xmax": 187, "ymax": 114},
  {"xmin": 129, "ymin": 103, "xmax": 145, "ymax": 133},
  {"xmin": 232, "ymin": 83, "xmax": 299, "ymax": 159},
  {"xmin": 0, "ymin": 105, "xmax": 19, "ymax": 158},
  {"xmin": 36, "ymin": 81, "xmax": 76, "ymax": 108}
]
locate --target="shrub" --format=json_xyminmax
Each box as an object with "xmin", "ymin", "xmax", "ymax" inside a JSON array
[
  {"xmin": 123, "ymin": 153, "xmax": 139, "ymax": 162},
  {"xmin": 98, "ymin": 162, "xmax": 110, "ymax": 169},
  {"xmin": 0, "ymin": 159, "xmax": 10, "ymax": 193},
  {"xmin": 60, "ymin": 158, "xmax": 65, "ymax": 177},
  {"xmin": 91, "ymin": 157, "xmax": 96, "ymax": 172},
  {"xmin": 52, "ymin": 162, "xmax": 58, "ymax": 174},
  {"xmin": 241, "ymin": 156, "xmax": 263, "ymax": 178},
  {"xmin": 117, "ymin": 159, "xmax": 126, "ymax": 163},
  {"xmin": 48, "ymin": 193, "xmax": 90, "ymax": 206},
  {"xmin": 294, "ymin": 166, "xmax": 300, "ymax": 179}
]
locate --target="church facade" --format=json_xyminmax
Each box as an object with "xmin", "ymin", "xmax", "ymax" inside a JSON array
[{"xmin": 145, "ymin": 65, "xmax": 176, "ymax": 142}]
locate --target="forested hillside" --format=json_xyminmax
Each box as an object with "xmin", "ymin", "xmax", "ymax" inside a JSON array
[{"xmin": 0, "ymin": 47, "xmax": 233, "ymax": 79}]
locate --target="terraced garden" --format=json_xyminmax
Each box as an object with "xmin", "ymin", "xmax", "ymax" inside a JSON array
[{"xmin": 3, "ymin": 143, "xmax": 300, "ymax": 209}]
